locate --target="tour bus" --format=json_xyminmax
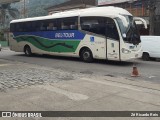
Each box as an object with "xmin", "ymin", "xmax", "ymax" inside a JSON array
[{"xmin": 9, "ymin": 6, "xmax": 147, "ymax": 62}]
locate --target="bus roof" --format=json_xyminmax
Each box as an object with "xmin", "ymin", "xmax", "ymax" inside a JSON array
[{"xmin": 10, "ymin": 6, "xmax": 132, "ymax": 23}]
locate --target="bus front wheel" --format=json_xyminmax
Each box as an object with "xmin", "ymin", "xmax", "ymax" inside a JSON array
[
  {"xmin": 80, "ymin": 48, "xmax": 93, "ymax": 63},
  {"xmin": 24, "ymin": 45, "xmax": 32, "ymax": 56}
]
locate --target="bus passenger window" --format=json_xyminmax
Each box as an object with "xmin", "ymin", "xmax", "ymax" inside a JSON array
[
  {"xmin": 62, "ymin": 26, "xmax": 69, "ymax": 30},
  {"xmin": 60, "ymin": 17, "xmax": 78, "ymax": 30},
  {"xmin": 70, "ymin": 21, "xmax": 78, "ymax": 30},
  {"xmin": 19, "ymin": 23, "xmax": 24, "ymax": 32},
  {"xmin": 40, "ymin": 23, "xmax": 46, "ymax": 31},
  {"xmin": 10, "ymin": 24, "xmax": 15, "ymax": 32},
  {"xmin": 81, "ymin": 24, "xmax": 90, "ymax": 31},
  {"xmin": 70, "ymin": 25, "xmax": 76, "ymax": 29},
  {"xmin": 61, "ymin": 22, "xmax": 69, "ymax": 30},
  {"xmin": 31, "ymin": 22, "xmax": 38, "ymax": 32},
  {"xmin": 47, "ymin": 23, "xmax": 57, "ymax": 30}
]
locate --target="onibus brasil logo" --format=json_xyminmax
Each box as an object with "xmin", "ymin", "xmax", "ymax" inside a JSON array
[{"xmin": 2, "ymin": 112, "xmax": 42, "ymax": 118}]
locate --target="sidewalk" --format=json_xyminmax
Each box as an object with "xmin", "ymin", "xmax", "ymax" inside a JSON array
[
  {"xmin": 0, "ymin": 59, "xmax": 160, "ymax": 120},
  {"xmin": 0, "ymin": 47, "xmax": 9, "ymax": 51}
]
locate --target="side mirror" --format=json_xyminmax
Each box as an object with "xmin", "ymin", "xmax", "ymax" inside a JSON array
[{"xmin": 134, "ymin": 17, "xmax": 148, "ymax": 29}]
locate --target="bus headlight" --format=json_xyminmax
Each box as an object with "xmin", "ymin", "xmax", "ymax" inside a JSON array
[{"xmin": 122, "ymin": 48, "xmax": 131, "ymax": 54}]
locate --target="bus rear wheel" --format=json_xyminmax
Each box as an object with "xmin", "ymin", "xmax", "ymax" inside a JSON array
[
  {"xmin": 24, "ymin": 45, "xmax": 32, "ymax": 56},
  {"xmin": 80, "ymin": 48, "xmax": 93, "ymax": 63}
]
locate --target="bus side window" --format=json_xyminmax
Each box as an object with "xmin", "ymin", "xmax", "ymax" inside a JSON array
[
  {"xmin": 80, "ymin": 17, "xmax": 106, "ymax": 36},
  {"xmin": 60, "ymin": 17, "xmax": 78, "ymax": 30},
  {"xmin": 35, "ymin": 21, "xmax": 41, "ymax": 31},
  {"xmin": 70, "ymin": 21, "xmax": 78, "ymax": 30},
  {"xmin": 105, "ymin": 18, "xmax": 119, "ymax": 40},
  {"xmin": 81, "ymin": 24, "xmax": 90, "ymax": 31},
  {"xmin": 47, "ymin": 23, "xmax": 53, "ymax": 30},
  {"xmin": 22, "ymin": 22, "xmax": 27, "ymax": 32},
  {"xmin": 47, "ymin": 22, "xmax": 57, "ymax": 31},
  {"xmin": 61, "ymin": 22, "xmax": 69, "ymax": 30},
  {"xmin": 40, "ymin": 23, "xmax": 46, "ymax": 31},
  {"xmin": 25, "ymin": 22, "xmax": 32, "ymax": 32},
  {"xmin": 10, "ymin": 23, "xmax": 15, "ymax": 32},
  {"xmin": 19, "ymin": 23, "xmax": 24, "ymax": 32},
  {"xmin": 32, "ymin": 21, "xmax": 37, "ymax": 31},
  {"xmin": 70, "ymin": 24, "xmax": 77, "ymax": 30}
]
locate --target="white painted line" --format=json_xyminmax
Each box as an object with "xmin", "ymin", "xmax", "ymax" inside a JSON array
[
  {"xmin": 149, "ymin": 76, "xmax": 156, "ymax": 79},
  {"xmin": 0, "ymin": 64, "xmax": 12, "ymax": 67},
  {"xmin": 81, "ymin": 78, "xmax": 142, "ymax": 92},
  {"xmin": 39, "ymin": 85, "xmax": 89, "ymax": 101}
]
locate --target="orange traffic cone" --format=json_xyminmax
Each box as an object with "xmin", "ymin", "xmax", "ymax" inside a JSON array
[{"xmin": 131, "ymin": 65, "xmax": 139, "ymax": 77}]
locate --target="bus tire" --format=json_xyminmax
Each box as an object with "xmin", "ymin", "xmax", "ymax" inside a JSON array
[
  {"xmin": 24, "ymin": 45, "xmax": 32, "ymax": 56},
  {"xmin": 80, "ymin": 48, "xmax": 93, "ymax": 63},
  {"xmin": 142, "ymin": 52, "xmax": 150, "ymax": 61}
]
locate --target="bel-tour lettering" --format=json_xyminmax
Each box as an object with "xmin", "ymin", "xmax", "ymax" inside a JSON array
[{"xmin": 55, "ymin": 33, "xmax": 75, "ymax": 38}]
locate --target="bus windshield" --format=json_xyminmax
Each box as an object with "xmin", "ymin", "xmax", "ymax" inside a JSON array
[{"xmin": 116, "ymin": 15, "xmax": 140, "ymax": 45}]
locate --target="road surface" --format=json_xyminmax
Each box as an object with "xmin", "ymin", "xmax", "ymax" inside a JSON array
[{"xmin": 0, "ymin": 49, "xmax": 160, "ymax": 83}]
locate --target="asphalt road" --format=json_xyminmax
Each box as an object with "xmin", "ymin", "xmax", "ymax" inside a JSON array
[{"xmin": 0, "ymin": 48, "xmax": 160, "ymax": 83}]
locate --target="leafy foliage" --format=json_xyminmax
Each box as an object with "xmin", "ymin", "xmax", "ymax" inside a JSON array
[
  {"xmin": 0, "ymin": 3, "xmax": 19, "ymax": 29},
  {"xmin": 13, "ymin": 0, "xmax": 69, "ymax": 17}
]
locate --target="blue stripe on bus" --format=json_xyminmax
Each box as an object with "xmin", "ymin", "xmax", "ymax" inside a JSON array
[{"xmin": 13, "ymin": 30, "xmax": 85, "ymax": 40}]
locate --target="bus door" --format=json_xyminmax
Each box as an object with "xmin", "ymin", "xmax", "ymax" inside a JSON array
[{"xmin": 106, "ymin": 23, "xmax": 120, "ymax": 61}]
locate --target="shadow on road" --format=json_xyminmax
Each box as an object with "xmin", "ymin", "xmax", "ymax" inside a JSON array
[
  {"xmin": 95, "ymin": 59, "xmax": 134, "ymax": 66},
  {"xmin": 15, "ymin": 53, "xmax": 135, "ymax": 67}
]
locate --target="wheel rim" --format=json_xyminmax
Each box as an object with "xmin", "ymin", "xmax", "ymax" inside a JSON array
[
  {"xmin": 26, "ymin": 48, "xmax": 29, "ymax": 55},
  {"xmin": 25, "ymin": 47, "xmax": 31, "ymax": 56},
  {"xmin": 83, "ymin": 51, "xmax": 90, "ymax": 60}
]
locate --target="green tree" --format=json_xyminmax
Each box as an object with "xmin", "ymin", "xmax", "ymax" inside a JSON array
[{"xmin": 0, "ymin": 3, "xmax": 19, "ymax": 29}]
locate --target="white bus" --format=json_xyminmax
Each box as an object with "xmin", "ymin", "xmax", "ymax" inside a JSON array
[{"xmin": 9, "ymin": 6, "xmax": 146, "ymax": 62}]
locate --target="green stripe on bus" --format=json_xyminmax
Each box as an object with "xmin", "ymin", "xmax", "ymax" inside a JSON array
[{"xmin": 15, "ymin": 36, "xmax": 81, "ymax": 52}]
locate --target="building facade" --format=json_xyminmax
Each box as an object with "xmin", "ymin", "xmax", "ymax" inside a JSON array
[
  {"xmin": 98, "ymin": 0, "xmax": 149, "ymax": 17},
  {"xmin": 46, "ymin": 0, "xmax": 96, "ymax": 14}
]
